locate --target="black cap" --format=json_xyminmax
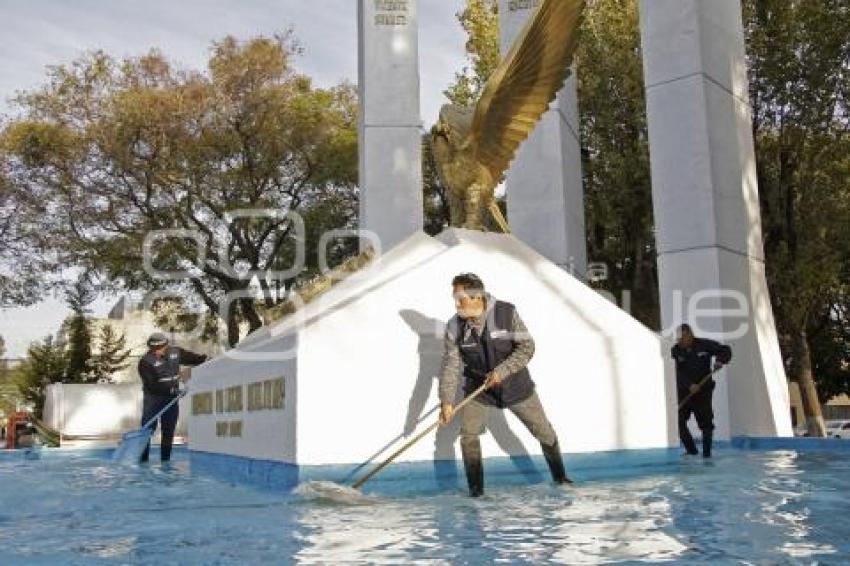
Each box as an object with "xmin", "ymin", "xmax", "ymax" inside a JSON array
[{"xmin": 147, "ymin": 332, "xmax": 169, "ymax": 348}]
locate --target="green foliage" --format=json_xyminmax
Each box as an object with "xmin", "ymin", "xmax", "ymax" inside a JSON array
[
  {"xmin": 88, "ymin": 325, "xmax": 131, "ymax": 383},
  {"xmin": 422, "ymin": 134, "xmax": 452, "ymax": 235},
  {"xmin": 9, "ymin": 321, "xmax": 131, "ymax": 417},
  {"xmin": 744, "ymin": 0, "xmax": 850, "ymax": 402},
  {"xmin": 0, "ymin": 150, "xmax": 57, "ymax": 307},
  {"xmin": 576, "ymin": 0, "xmax": 657, "ymax": 328},
  {"xmin": 63, "ymin": 278, "xmax": 94, "ymax": 383},
  {"xmin": 11, "ymin": 336, "xmax": 67, "ymax": 418},
  {"xmin": 809, "ymin": 297, "xmax": 850, "ymax": 402},
  {"xmin": 443, "ymin": 0, "xmax": 501, "ymax": 107},
  {"xmin": 1, "ymin": 34, "xmax": 359, "ymax": 346},
  {"xmin": 446, "ymin": 0, "xmax": 850, "ymax": 405}
]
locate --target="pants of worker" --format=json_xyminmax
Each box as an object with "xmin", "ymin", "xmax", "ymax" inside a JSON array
[
  {"xmin": 460, "ymin": 392, "xmax": 562, "ymax": 493},
  {"xmin": 678, "ymin": 388, "xmax": 714, "ymax": 457},
  {"xmin": 140, "ymin": 395, "xmax": 179, "ymax": 462}
]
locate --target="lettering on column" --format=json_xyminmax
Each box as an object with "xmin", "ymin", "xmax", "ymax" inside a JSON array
[
  {"xmin": 508, "ymin": 0, "xmax": 539, "ymax": 11},
  {"xmin": 374, "ymin": 0, "xmax": 409, "ymax": 26}
]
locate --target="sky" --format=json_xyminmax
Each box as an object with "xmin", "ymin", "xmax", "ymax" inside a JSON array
[{"xmin": 0, "ymin": 0, "xmax": 468, "ymax": 357}]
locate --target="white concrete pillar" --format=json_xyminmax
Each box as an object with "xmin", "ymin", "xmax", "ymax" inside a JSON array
[
  {"xmin": 640, "ymin": 0, "xmax": 791, "ymax": 438},
  {"xmin": 357, "ymin": 0, "xmax": 424, "ymax": 252},
  {"xmin": 498, "ymin": 0, "xmax": 586, "ymax": 276}
]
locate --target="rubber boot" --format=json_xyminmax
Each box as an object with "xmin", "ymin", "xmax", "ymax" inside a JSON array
[
  {"xmin": 542, "ymin": 440, "xmax": 573, "ymax": 485},
  {"xmin": 463, "ymin": 457, "xmax": 484, "ymax": 497},
  {"xmin": 702, "ymin": 431, "xmax": 713, "ymax": 459},
  {"xmin": 680, "ymin": 424, "xmax": 699, "ymax": 455},
  {"xmin": 160, "ymin": 435, "xmax": 173, "ymax": 462}
]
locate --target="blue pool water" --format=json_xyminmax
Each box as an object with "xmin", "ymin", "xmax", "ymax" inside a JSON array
[{"xmin": 1, "ymin": 446, "xmax": 849, "ymax": 564}]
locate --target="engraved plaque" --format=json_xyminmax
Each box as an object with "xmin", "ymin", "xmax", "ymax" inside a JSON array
[{"xmin": 192, "ymin": 392, "xmax": 213, "ymax": 415}]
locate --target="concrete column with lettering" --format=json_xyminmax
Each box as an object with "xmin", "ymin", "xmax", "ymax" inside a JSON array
[
  {"xmin": 498, "ymin": 0, "xmax": 586, "ymax": 275},
  {"xmin": 357, "ymin": 0, "xmax": 423, "ymax": 252},
  {"xmin": 640, "ymin": 0, "xmax": 791, "ymax": 438}
]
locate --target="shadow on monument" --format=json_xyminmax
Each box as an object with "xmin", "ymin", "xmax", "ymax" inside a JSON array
[
  {"xmin": 399, "ymin": 309, "xmax": 543, "ymax": 487},
  {"xmin": 487, "ymin": 238, "xmax": 629, "ymax": 446}
]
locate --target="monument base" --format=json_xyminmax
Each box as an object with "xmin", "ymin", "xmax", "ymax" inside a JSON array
[{"xmin": 187, "ymin": 228, "xmax": 712, "ymax": 489}]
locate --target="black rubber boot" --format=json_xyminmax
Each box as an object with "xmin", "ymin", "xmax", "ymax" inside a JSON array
[
  {"xmin": 542, "ymin": 441, "xmax": 573, "ymax": 485},
  {"xmin": 463, "ymin": 457, "xmax": 484, "ymax": 497},
  {"xmin": 680, "ymin": 426, "xmax": 699, "ymax": 455},
  {"xmin": 702, "ymin": 431, "xmax": 713, "ymax": 459},
  {"xmin": 161, "ymin": 432, "xmax": 175, "ymax": 462}
]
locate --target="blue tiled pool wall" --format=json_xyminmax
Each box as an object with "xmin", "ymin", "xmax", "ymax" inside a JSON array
[
  {"xmin": 4, "ymin": 437, "xmax": 848, "ymax": 493},
  {"xmin": 190, "ymin": 450, "xmax": 298, "ymax": 490},
  {"xmin": 185, "ymin": 442, "xmax": 721, "ymax": 494},
  {"xmin": 731, "ymin": 435, "xmax": 850, "ymax": 452},
  {"xmin": 188, "ymin": 436, "xmax": 850, "ymax": 493}
]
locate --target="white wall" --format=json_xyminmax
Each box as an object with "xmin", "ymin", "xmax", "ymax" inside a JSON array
[
  {"xmin": 189, "ymin": 230, "xmax": 676, "ymax": 468},
  {"xmin": 43, "ymin": 382, "xmax": 189, "ymax": 441},
  {"xmin": 295, "ymin": 230, "xmax": 670, "ymax": 465}
]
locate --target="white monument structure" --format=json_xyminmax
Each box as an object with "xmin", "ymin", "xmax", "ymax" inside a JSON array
[
  {"xmin": 357, "ymin": 0, "xmax": 423, "ymax": 252},
  {"xmin": 498, "ymin": 0, "xmax": 587, "ymax": 275},
  {"xmin": 639, "ymin": 0, "xmax": 791, "ymax": 438},
  {"xmin": 189, "ymin": 229, "xmax": 671, "ymax": 487},
  {"xmin": 186, "ymin": 0, "xmax": 791, "ymax": 489}
]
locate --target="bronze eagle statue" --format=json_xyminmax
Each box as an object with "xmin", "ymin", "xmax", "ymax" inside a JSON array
[{"xmin": 430, "ymin": 0, "xmax": 585, "ymax": 232}]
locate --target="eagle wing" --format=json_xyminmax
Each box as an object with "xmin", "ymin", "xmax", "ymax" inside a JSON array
[{"xmin": 470, "ymin": 0, "xmax": 585, "ymax": 184}]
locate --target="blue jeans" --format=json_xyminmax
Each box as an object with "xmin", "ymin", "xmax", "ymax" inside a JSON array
[{"xmin": 140, "ymin": 394, "xmax": 179, "ymax": 462}]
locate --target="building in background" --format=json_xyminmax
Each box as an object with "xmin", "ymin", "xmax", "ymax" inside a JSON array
[{"xmin": 95, "ymin": 295, "xmax": 220, "ymax": 383}]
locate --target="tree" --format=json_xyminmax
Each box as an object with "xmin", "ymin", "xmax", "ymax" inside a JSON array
[
  {"xmin": 447, "ymin": 0, "xmax": 850, "ymax": 428},
  {"xmin": 11, "ymin": 336, "xmax": 66, "ymax": 418},
  {"xmin": 809, "ymin": 294, "xmax": 850, "ymax": 403},
  {"xmin": 1, "ymin": 34, "xmax": 358, "ymax": 347},
  {"xmin": 744, "ymin": 0, "xmax": 850, "ymax": 435},
  {"xmin": 88, "ymin": 324, "xmax": 131, "ymax": 383},
  {"xmin": 576, "ymin": 0, "xmax": 657, "ymax": 328},
  {"xmin": 443, "ymin": 0, "xmax": 501, "ymax": 108},
  {"xmin": 422, "ymin": 134, "xmax": 452, "ymax": 235},
  {"xmin": 0, "ymin": 159, "xmax": 56, "ymax": 307},
  {"xmin": 63, "ymin": 277, "xmax": 94, "ymax": 383}
]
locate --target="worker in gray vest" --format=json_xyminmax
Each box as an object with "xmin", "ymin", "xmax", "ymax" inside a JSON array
[
  {"xmin": 138, "ymin": 332, "xmax": 207, "ymax": 462},
  {"xmin": 438, "ymin": 273, "xmax": 571, "ymax": 496}
]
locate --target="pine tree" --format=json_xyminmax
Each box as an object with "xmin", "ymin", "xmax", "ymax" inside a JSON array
[
  {"xmin": 89, "ymin": 325, "xmax": 131, "ymax": 383},
  {"xmin": 11, "ymin": 336, "xmax": 67, "ymax": 417},
  {"xmin": 63, "ymin": 278, "xmax": 94, "ymax": 383}
]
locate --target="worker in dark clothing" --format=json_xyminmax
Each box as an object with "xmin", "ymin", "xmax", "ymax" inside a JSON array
[
  {"xmin": 672, "ymin": 324, "xmax": 732, "ymax": 458},
  {"xmin": 138, "ymin": 332, "xmax": 207, "ymax": 462},
  {"xmin": 438, "ymin": 273, "xmax": 571, "ymax": 497}
]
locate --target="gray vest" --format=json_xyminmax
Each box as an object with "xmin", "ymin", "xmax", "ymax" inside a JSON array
[{"xmin": 457, "ymin": 300, "xmax": 535, "ymax": 408}]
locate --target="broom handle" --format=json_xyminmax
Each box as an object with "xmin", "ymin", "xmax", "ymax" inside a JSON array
[
  {"xmin": 352, "ymin": 381, "xmax": 490, "ymax": 489},
  {"xmin": 142, "ymin": 390, "xmax": 187, "ymax": 430},
  {"xmin": 677, "ymin": 367, "xmax": 722, "ymax": 410}
]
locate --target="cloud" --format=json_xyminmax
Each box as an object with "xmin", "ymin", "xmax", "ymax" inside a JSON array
[{"xmin": 0, "ymin": 0, "xmax": 466, "ymax": 122}]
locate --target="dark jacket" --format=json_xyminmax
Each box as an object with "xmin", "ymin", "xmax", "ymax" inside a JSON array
[
  {"xmin": 457, "ymin": 300, "xmax": 535, "ymax": 408},
  {"xmin": 138, "ymin": 346, "xmax": 207, "ymax": 397},
  {"xmin": 671, "ymin": 338, "xmax": 732, "ymax": 398}
]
